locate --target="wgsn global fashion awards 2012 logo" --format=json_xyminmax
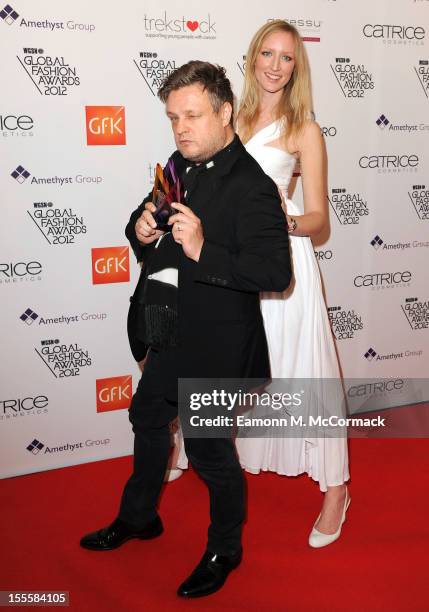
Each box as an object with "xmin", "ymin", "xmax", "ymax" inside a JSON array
[
  {"xmin": 402, "ymin": 298, "xmax": 429, "ymax": 330},
  {"xmin": 27, "ymin": 202, "xmax": 87, "ymax": 245},
  {"xmin": 143, "ymin": 11, "xmax": 216, "ymax": 40},
  {"xmin": 409, "ymin": 184, "xmax": 429, "ymax": 220},
  {"xmin": 414, "ymin": 60, "xmax": 429, "ymax": 99},
  {"xmin": 328, "ymin": 306, "xmax": 364, "ymax": 340},
  {"xmin": 330, "ymin": 58, "xmax": 375, "ymax": 98},
  {"xmin": 134, "ymin": 51, "xmax": 178, "ymax": 96},
  {"xmin": 329, "ymin": 188, "xmax": 369, "ymax": 225},
  {"xmin": 35, "ymin": 339, "xmax": 92, "ymax": 379},
  {"xmin": 17, "ymin": 48, "xmax": 80, "ymax": 95}
]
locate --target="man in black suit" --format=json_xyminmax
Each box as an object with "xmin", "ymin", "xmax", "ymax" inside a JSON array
[{"xmin": 80, "ymin": 61, "xmax": 291, "ymax": 598}]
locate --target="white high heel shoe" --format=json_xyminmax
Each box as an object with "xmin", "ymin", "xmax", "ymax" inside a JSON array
[{"xmin": 308, "ymin": 488, "xmax": 350, "ymax": 548}]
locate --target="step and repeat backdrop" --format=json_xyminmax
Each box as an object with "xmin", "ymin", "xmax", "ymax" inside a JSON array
[{"xmin": 1, "ymin": 0, "xmax": 428, "ymax": 478}]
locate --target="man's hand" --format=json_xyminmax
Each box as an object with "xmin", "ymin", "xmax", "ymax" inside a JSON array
[
  {"xmin": 168, "ymin": 203, "xmax": 204, "ymax": 262},
  {"xmin": 135, "ymin": 202, "xmax": 164, "ymax": 245}
]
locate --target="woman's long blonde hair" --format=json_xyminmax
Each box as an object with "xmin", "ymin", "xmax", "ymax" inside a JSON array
[{"xmin": 237, "ymin": 20, "xmax": 313, "ymax": 144}]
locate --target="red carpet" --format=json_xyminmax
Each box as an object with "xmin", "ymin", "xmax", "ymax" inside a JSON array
[{"xmin": 1, "ymin": 439, "xmax": 429, "ymax": 611}]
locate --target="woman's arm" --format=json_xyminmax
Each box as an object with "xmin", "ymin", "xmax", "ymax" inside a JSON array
[{"xmin": 287, "ymin": 120, "xmax": 328, "ymax": 237}]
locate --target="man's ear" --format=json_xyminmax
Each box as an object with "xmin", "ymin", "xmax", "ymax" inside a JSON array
[{"xmin": 221, "ymin": 102, "xmax": 233, "ymax": 127}]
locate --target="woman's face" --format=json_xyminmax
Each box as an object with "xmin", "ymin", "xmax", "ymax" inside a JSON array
[{"xmin": 254, "ymin": 30, "xmax": 296, "ymax": 95}]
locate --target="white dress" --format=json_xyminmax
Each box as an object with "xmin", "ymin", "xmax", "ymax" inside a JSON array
[{"xmin": 234, "ymin": 120, "xmax": 350, "ymax": 492}]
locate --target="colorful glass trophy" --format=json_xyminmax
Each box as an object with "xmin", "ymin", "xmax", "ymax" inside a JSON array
[{"xmin": 152, "ymin": 160, "xmax": 183, "ymax": 230}]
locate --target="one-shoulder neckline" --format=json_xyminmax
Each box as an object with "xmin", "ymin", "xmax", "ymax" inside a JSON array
[{"xmin": 245, "ymin": 119, "xmax": 282, "ymax": 145}]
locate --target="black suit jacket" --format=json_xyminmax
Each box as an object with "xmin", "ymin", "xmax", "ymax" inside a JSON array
[{"xmin": 126, "ymin": 135, "xmax": 292, "ymax": 385}]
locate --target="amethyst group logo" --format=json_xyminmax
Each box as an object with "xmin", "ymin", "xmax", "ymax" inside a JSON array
[
  {"xmin": 11, "ymin": 164, "xmax": 30, "ymax": 183},
  {"xmin": 134, "ymin": 51, "xmax": 178, "ymax": 95},
  {"xmin": 20, "ymin": 307, "xmax": 39, "ymax": 325},
  {"xmin": 375, "ymin": 113, "xmax": 427, "ymax": 133},
  {"xmin": 17, "ymin": 48, "xmax": 80, "ymax": 96},
  {"xmin": 329, "ymin": 188, "xmax": 369, "ymax": 225},
  {"xmin": 370, "ymin": 235, "xmax": 384, "ymax": 250},
  {"xmin": 328, "ymin": 306, "xmax": 364, "ymax": 340},
  {"xmin": 0, "ymin": 4, "xmax": 18, "ymax": 24},
  {"xmin": 27, "ymin": 202, "xmax": 87, "ymax": 245},
  {"xmin": 26, "ymin": 439, "xmax": 44, "ymax": 454},
  {"xmin": 376, "ymin": 114, "xmax": 389, "ymax": 129},
  {"xmin": 331, "ymin": 58, "xmax": 375, "ymax": 98},
  {"xmin": 35, "ymin": 339, "xmax": 92, "ymax": 378},
  {"xmin": 364, "ymin": 347, "xmax": 377, "ymax": 361},
  {"xmin": 363, "ymin": 23, "xmax": 426, "ymax": 45},
  {"xmin": 409, "ymin": 184, "xmax": 429, "ymax": 220},
  {"xmin": 364, "ymin": 345, "xmax": 423, "ymax": 362},
  {"xmin": 18, "ymin": 306, "xmax": 106, "ymax": 327},
  {"xmin": 1, "ymin": 4, "xmax": 95, "ymax": 32},
  {"xmin": 414, "ymin": 60, "xmax": 429, "ymax": 98},
  {"xmin": 402, "ymin": 297, "xmax": 429, "ymax": 330},
  {"xmin": 143, "ymin": 11, "xmax": 216, "ymax": 40}
]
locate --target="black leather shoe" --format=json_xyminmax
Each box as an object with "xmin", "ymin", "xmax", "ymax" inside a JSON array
[
  {"xmin": 80, "ymin": 516, "xmax": 163, "ymax": 551},
  {"xmin": 177, "ymin": 548, "xmax": 242, "ymax": 598}
]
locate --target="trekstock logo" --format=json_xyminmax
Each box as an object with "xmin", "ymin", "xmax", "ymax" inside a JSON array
[
  {"xmin": 375, "ymin": 113, "xmax": 429, "ymax": 134},
  {"xmin": 329, "ymin": 188, "xmax": 369, "ymax": 225},
  {"xmin": 1, "ymin": 113, "xmax": 34, "ymax": 138},
  {"xmin": 353, "ymin": 270, "xmax": 412, "ymax": 291},
  {"xmin": 35, "ymin": 339, "xmax": 92, "ymax": 379},
  {"xmin": 268, "ymin": 18, "xmax": 322, "ymax": 42},
  {"xmin": 1, "ymin": 4, "xmax": 94, "ymax": 32},
  {"xmin": 369, "ymin": 234, "xmax": 429, "ymax": 252},
  {"xmin": 402, "ymin": 297, "xmax": 429, "ymax": 330},
  {"xmin": 11, "ymin": 164, "xmax": 30, "ymax": 183},
  {"xmin": 359, "ymin": 153, "xmax": 419, "ymax": 174},
  {"xmin": 143, "ymin": 11, "xmax": 216, "ymax": 40},
  {"xmin": 26, "ymin": 436, "xmax": 111, "ymax": 456},
  {"xmin": 414, "ymin": 60, "xmax": 429, "ymax": 99},
  {"xmin": 331, "ymin": 57, "xmax": 374, "ymax": 98},
  {"xmin": 91, "ymin": 247, "xmax": 130, "ymax": 284},
  {"xmin": 1, "ymin": 395, "xmax": 49, "ymax": 421},
  {"xmin": 0, "ymin": 260, "xmax": 42, "ymax": 285},
  {"xmin": 27, "ymin": 202, "xmax": 87, "ymax": 245},
  {"xmin": 409, "ymin": 184, "xmax": 429, "ymax": 220},
  {"xmin": 19, "ymin": 306, "xmax": 107, "ymax": 327},
  {"xmin": 17, "ymin": 48, "xmax": 80, "ymax": 96},
  {"xmin": 364, "ymin": 345, "xmax": 423, "ymax": 363},
  {"xmin": 362, "ymin": 23, "xmax": 426, "ymax": 45},
  {"xmin": 96, "ymin": 376, "xmax": 133, "ymax": 412},
  {"xmin": 328, "ymin": 306, "xmax": 364, "ymax": 340},
  {"xmin": 134, "ymin": 52, "xmax": 178, "ymax": 95},
  {"xmin": 85, "ymin": 106, "xmax": 126, "ymax": 146}
]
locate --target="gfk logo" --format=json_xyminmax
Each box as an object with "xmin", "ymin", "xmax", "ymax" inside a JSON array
[
  {"xmin": 85, "ymin": 106, "xmax": 126, "ymax": 145},
  {"xmin": 96, "ymin": 375, "xmax": 132, "ymax": 412},
  {"xmin": 91, "ymin": 246, "xmax": 130, "ymax": 284}
]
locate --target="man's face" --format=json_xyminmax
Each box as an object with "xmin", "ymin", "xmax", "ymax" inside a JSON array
[{"xmin": 166, "ymin": 83, "xmax": 231, "ymax": 162}]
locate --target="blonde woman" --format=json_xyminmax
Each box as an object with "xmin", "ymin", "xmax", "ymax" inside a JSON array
[{"xmin": 235, "ymin": 20, "xmax": 350, "ymax": 547}]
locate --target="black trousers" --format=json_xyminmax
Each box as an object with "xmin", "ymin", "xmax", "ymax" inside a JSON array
[{"xmin": 118, "ymin": 348, "xmax": 245, "ymax": 555}]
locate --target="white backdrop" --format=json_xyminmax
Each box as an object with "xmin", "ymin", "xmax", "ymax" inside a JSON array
[{"xmin": 1, "ymin": 0, "xmax": 428, "ymax": 478}]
